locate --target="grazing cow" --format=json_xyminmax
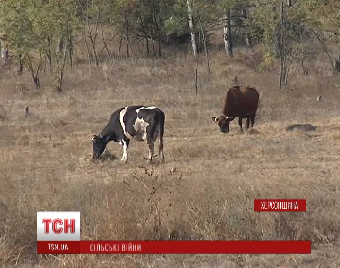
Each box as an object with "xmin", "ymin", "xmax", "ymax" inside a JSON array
[
  {"xmin": 212, "ymin": 86, "xmax": 260, "ymax": 133},
  {"xmin": 92, "ymin": 105, "xmax": 165, "ymax": 163}
]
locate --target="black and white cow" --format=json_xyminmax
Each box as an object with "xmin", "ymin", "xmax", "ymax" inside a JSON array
[{"xmin": 92, "ymin": 105, "xmax": 165, "ymax": 163}]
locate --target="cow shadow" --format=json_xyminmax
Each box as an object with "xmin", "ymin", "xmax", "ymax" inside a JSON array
[
  {"xmin": 92, "ymin": 152, "xmax": 163, "ymax": 165},
  {"xmin": 245, "ymin": 128, "xmax": 261, "ymax": 135},
  {"xmin": 96, "ymin": 151, "xmax": 117, "ymax": 161},
  {"xmin": 141, "ymin": 156, "xmax": 163, "ymax": 166},
  {"xmin": 228, "ymin": 128, "xmax": 260, "ymax": 135}
]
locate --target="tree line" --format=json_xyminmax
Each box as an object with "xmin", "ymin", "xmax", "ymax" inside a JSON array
[{"xmin": 0, "ymin": 0, "xmax": 339, "ymax": 91}]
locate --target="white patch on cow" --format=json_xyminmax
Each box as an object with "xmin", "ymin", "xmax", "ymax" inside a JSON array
[
  {"xmin": 131, "ymin": 106, "xmax": 157, "ymax": 141},
  {"xmin": 133, "ymin": 117, "xmax": 149, "ymax": 141},
  {"xmin": 119, "ymin": 107, "xmax": 134, "ymax": 140},
  {"xmin": 120, "ymin": 139, "xmax": 128, "ymax": 162},
  {"xmin": 135, "ymin": 106, "xmax": 157, "ymax": 114}
]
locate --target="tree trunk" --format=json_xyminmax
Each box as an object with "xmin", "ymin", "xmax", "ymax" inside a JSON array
[
  {"xmin": 158, "ymin": 29, "xmax": 162, "ymax": 58},
  {"xmin": 152, "ymin": 38, "xmax": 156, "ymax": 58},
  {"xmin": 33, "ymin": 77, "xmax": 41, "ymax": 90},
  {"xmin": 312, "ymin": 30, "xmax": 336, "ymax": 74},
  {"xmin": 301, "ymin": 44, "xmax": 308, "ymax": 75},
  {"xmin": 198, "ymin": 16, "xmax": 211, "ymax": 75},
  {"xmin": 187, "ymin": 0, "xmax": 199, "ymax": 94},
  {"xmin": 84, "ymin": 33, "xmax": 92, "ymax": 65},
  {"xmin": 187, "ymin": 0, "xmax": 197, "ymax": 56},
  {"xmin": 242, "ymin": 9, "xmax": 252, "ymax": 47},
  {"xmin": 17, "ymin": 54, "xmax": 24, "ymax": 75},
  {"xmin": 125, "ymin": 16, "xmax": 130, "ymax": 58},
  {"xmin": 46, "ymin": 52, "xmax": 52, "ymax": 72},
  {"xmin": 145, "ymin": 36, "xmax": 150, "ymax": 57},
  {"xmin": 118, "ymin": 33, "xmax": 123, "ymax": 59},
  {"xmin": 139, "ymin": 15, "xmax": 150, "ymax": 57},
  {"xmin": 336, "ymin": 54, "xmax": 340, "ymax": 75},
  {"xmin": 68, "ymin": 35, "xmax": 74, "ymax": 69},
  {"xmin": 100, "ymin": 36, "xmax": 112, "ymax": 61},
  {"xmin": 194, "ymin": 59, "xmax": 198, "ymax": 95},
  {"xmin": 224, "ymin": 9, "xmax": 233, "ymax": 57},
  {"xmin": 55, "ymin": 69, "xmax": 63, "ymax": 92},
  {"xmin": 46, "ymin": 36, "xmax": 53, "ymax": 72},
  {"xmin": 58, "ymin": 37, "xmax": 64, "ymax": 55},
  {"xmin": 2, "ymin": 47, "xmax": 8, "ymax": 65},
  {"xmin": 25, "ymin": 55, "xmax": 42, "ymax": 90},
  {"xmin": 152, "ymin": 13, "xmax": 162, "ymax": 58},
  {"xmin": 55, "ymin": 43, "xmax": 68, "ymax": 92},
  {"xmin": 89, "ymin": 35, "xmax": 99, "ymax": 66},
  {"xmin": 279, "ymin": 1, "xmax": 287, "ymax": 88}
]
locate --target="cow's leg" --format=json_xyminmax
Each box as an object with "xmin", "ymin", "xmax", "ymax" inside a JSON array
[
  {"xmin": 238, "ymin": 117, "xmax": 243, "ymax": 132},
  {"xmin": 120, "ymin": 139, "xmax": 129, "ymax": 163},
  {"xmin": 152, "ymin": 129, "xmax": 164, "ymax": 162},
  {"xmin": 246, "ymin": 117, "xmax": 250, "ymax": 129},
  {"xmin": 159, "ymin": 112, "xmax": 165, "ymax": 163},
  {"xmin": 146, "ymin": 122, "xmax": 160, "ymax": 163},
  {"xmin": 159, "ymin": 138, "xmax": 164, "ymax": 163},
  {"xmin": 154, "ymin": 125, "xmax": 165, "ymax": 163},
  {"xmin": 250, "ymin": 114, "xmax": 256, "ymax": 127},
  {"xmin": 147, "ymin": 137, "xmax": 154, "ymax": 163}
]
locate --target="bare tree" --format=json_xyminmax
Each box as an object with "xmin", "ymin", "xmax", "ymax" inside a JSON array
[
  {"xmin": 242, "ymin": 9, "xmax": 252, "ymax": 47},
  {"xmin": 139, "ymin": 15, "xmax": 150, "ymax": 57},
  {"xmin": 335, "ymin": 54, "xmax": 340, "ymax": 75},
  {"xmin": 224, "ymin": 9, "xmax": 233, "ymax": 57},
  {"xmin": 17, "ymin": 54, "xmax": 24, "ymax": 75},
  {"xmin": 1, "ymin": 44, "xmax": 9, "ymax": 65},
  {"xmin": 279, "ymin": 0, "xmax": 287, "ymax": 88},
  {"xmin": 197, "ymin": 16, "xmax": 211, "ymax": 76},
  {"xmin": 187, "ymin": 0, "xmax": 197, "ymax": 56},
  {"xmin": 24, "ymin": 53, "xmax": 43, "ymax": 90},
  {"xmin": 187, "ymin": 0, "xmax": 198, "ymax": 95},
  {"xmin": 311, "ymin": 30, "xmax": 336, "ymax": 74},
  {"xmin": 77, "ymin": 0, "xmax": 101, "ymax": 66},
  {"xmin": 54, "ymin": 36, "xmax": 69, "ymax": 92},
  {"xmin": 98, "ymin": 27, "xmax": 118, "ymax": 61}
]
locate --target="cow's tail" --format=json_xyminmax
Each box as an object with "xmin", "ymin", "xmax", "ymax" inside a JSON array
[{"xmin": 158, "ymin": 110, "xmax": 165, "ymax": 162}]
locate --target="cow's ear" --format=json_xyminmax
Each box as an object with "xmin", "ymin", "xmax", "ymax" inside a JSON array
[{"xmin": 212, "ymin": 117, "xmax": 217, "ymax": 122}]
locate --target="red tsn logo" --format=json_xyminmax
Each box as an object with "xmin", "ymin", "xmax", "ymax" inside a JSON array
[
  {"xmin": 42, "ymin": 218, "xmax": 76, "ymax": 234},
  {"xmin": 37, "ymin": 212, "xmax": 80, "ymax": 241}
]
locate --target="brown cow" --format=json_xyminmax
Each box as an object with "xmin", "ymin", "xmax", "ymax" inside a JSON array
[{"xmin": 212, "ymin": 86, "xmax": 260, "ymax": 133}]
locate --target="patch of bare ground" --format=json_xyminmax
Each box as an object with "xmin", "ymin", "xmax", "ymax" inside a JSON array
[{"xmin": 1, "ymin": 55, "xmax": 340, "ymax": 267}]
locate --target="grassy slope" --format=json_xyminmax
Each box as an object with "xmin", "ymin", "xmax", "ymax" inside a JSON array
[{"xmin": 0, "ymin": 48, "xmax": 340, "ymax": 267}]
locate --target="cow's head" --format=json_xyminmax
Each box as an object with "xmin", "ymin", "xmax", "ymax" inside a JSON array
[
  {"xmin": 212, "ymin": 115, "xmax": 231, "ymax": 133},
  {"xmin": 92, "ymin": 135, "xmax": 105, "ymax": 158}
]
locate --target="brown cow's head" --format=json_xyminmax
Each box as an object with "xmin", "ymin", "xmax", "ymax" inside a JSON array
[{"xmin": 212, "ymin": 115, "xmax": 232, "ymax": 133}]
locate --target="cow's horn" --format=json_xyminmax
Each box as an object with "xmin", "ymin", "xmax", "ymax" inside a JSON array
[{"xmin": 92, "ymin": 135, "xmax": 96, "ymax": 141}]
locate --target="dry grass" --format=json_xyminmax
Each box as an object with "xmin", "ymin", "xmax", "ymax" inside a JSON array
[{"xmin": 1, "ymin": 51, "xmax": 340, "ymax": 267}]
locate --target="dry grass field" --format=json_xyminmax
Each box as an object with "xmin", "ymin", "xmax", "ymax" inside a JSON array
[{"xmin": 1, "ymin": 48, "xmax": 340, "ymax": 267}]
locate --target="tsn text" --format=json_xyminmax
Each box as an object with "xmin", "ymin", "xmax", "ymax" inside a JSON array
[{"xmin": 37, "ymin": 211, "xmax": 81, "ymax": 241}]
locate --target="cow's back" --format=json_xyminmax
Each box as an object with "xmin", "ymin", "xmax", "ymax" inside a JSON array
[{"xmin": 223, "ymin": 86, "xmax": 259, "ymax": 117}]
